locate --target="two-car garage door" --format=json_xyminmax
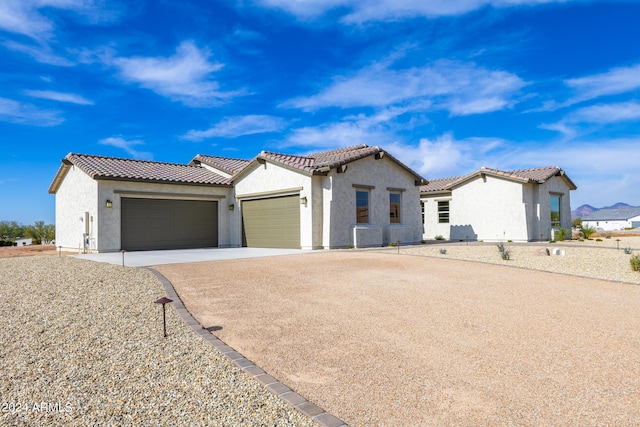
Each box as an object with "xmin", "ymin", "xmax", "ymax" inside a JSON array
[
  {"xmin": 121, "ymin": 198, "xmax": 218, "ymax": 251},
  {"xmin": 241, "ymin": 196, "xmax": 300, "ymax": 249}
]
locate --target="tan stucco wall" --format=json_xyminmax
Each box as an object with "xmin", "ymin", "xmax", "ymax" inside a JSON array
[
  {"xmin": 54, "ymin": 166, "xmax": 98, "ymax": 251},
  {"xmin": 325, "ymin": 156, "xmax": 422, "ymax": 248},
  {"xmin": 96, "ymin": 180, "xmax": 232, "ymax": 252}
]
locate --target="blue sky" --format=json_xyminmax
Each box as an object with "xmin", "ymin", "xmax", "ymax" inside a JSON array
[{"xmin": 1, "ymin": 0, "xmax": 639, "ymax": 224}]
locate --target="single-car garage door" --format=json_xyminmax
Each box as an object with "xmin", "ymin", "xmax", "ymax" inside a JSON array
[
  {"xmin": 121, "ymin": 198, "xmax": 218, "ymax": 251},
  {"xmin": 242, "ymin": 196, "xmax": 300, "ymax": 249}
]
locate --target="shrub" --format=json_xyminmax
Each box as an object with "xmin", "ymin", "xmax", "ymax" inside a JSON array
[
  {"xmin": 580, "ymin": 224, "xmax": 597, "ymax": 239},
  {"xmin": 624, "ymin": 247, "xmax": 632, "ymax": 254},
  {"xmin": 602, "ymin": 231, "xmax": 612, "ymax": 239},
  {"xmin": 439, "ymin": 249, "xmax": 447, "ymax": 255},
  {"xmin": 434, "ymin": 235, "xmax": 445, "ymax": 240},
  {"xmin": 631, "ymin": 254, "xmax": 640, "ymax": 272},
  {"xmin": 554, "ymin": 228, "xmax": 569, "ymax": 241},
  {"xmin": 496, "ymin": 242, "xmax": 511, "ymax": 260},
  {"xmin": 596, "ymin": 238, "xmax": 603, "ymax": 242},
  {"xmin": 388, "ymin": 241, "xmax": 398, "ymax": 247}
]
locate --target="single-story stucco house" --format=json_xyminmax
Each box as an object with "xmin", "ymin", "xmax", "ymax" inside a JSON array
[
  {"xmin": 49, "ymin": 144, "xmax": 426, "ymax": 252},
  {"xmin": 420, "ymin": 166, "xmax": 577, "ymax": 242},
  {"xmin": 582, "ymin": 208, "xmax": 640, "ymax": 231}
]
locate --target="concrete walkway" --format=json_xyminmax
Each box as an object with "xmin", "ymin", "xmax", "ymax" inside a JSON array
[{"xmin": 76, "ymin": 247, "xmax": 310, "ymax": 267}]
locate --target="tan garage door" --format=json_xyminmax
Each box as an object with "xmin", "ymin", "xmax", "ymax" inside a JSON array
[
  {"xmin": 121, "ymin": 198, "xmax": 218, "ymax": 251},
  {"xmin": 241, "ymin": 195, "xmax": 300, "ymax": 249}
]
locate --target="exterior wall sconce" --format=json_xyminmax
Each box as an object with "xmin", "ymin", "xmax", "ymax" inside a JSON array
[
  {"xmin": 375, "ymin": 151, "xmax": 385, "ymax": 160},
  {"xmin": 228, "ymin": 204, "xmax": 235, "ymax": 211},
  {"xmin": 337, "ymin": 165, "xmax": 348, "ymax": 173},
  {"xmin": 106, "ymin": 200, "xmax": 113, "ymax": 208},
  {"xmin": 300, "ymin": 196, "xmax": 308, "ymax": 206}
]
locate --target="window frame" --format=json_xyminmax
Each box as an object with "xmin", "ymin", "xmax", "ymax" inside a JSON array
[
  {"xmin": 437, "ymin": 200, "xmax": 450, "ymax": 224},
  {"xmin": 355, "ymin": 188, "xmax": 370, "ymax": 224},
  {"xmin": 550, "ymin": 193, "xmax": 561, "ymax": 227},
  {"xmin": 389, "ymin": 191, "xmax": 402, "ymax": 224}
]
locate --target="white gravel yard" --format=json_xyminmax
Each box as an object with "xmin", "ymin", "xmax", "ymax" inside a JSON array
[{"xmin": 0, "ymin": 256, "xmax": 315, "ymax": 427}]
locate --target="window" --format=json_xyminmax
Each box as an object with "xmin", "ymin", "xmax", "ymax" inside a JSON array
[
  {"xmin": 438, "ymin": 201, "xmax": 449, "ymax": 224},
  {"xmin": 550, "ymin": 194, "xmax": 561, "ymax": 227},
  {"xmin": 356, "ymin": 189, "xmax": 369, "ymax": 224},
  {"xmin": 389, "ymin": 192, "xmax": 401, "ymax": 224}
]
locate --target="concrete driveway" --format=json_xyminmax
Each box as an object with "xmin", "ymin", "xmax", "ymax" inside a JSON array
[{"xmin": 75, "ymin": 247, "xmax": 309, "ymax": 266}]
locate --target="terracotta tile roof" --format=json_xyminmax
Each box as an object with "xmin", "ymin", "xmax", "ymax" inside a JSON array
[
  {"xmin": 419, "ymin": 176, "xmax": 463, "ymax": 193},
  {"xmin": 421, "ymin": 166, "xmax": 576, "ymax": 193},
  {"xmin": 254, "ymin": 144, "xmax": 424, "ymax": 182},
  {"xmin": 52, "ymin": 153, "xmax": 231, "ymax": 191},
  {"xmin": 191, "ymin": 154, "xmax": 251, "ymax": 175}
]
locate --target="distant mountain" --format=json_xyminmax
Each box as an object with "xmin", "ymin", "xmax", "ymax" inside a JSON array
[{"xmin": 572, "ymin": 202, "xmax": 640, "ymax": 218}]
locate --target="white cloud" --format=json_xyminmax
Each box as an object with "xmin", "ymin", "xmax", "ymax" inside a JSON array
[
  {"xmin": 181, "ymin": 115, "xmax": 287, "ymax": 141},
  {"xmin": 24, "ymin": 90, "xmax": 93, "ymax": 105},
  {"xmin": 0, "ymin": 97, "xmax": 64, "ymax": 126},
  {"xmin": 2, "ymin": 41, "xmax": 75, "ymax": 66},
  {"xmin": 285, "ymin": 59, "xmax": 525, "ymax": 116},
  {"xmin": 0, "ymin": 0, "xmax": 119, "ymax": 41},
  {"xmin": 254, "ymin": 0, "xmax": 575, "ymax": 23},
  {"xmin": 566, "ymin": 63, "xmax": 640, "ymax": 104},
  {"xmin": 98, "ymin": 136, "xmax": 153, "ymax": 160},
  {"xmin": 540, "ymin": 101, "xmax": 640, "ymax": 138},
  {"xmin": 113, "ymin": 41, "xmax": 243, "ymax": 107}
]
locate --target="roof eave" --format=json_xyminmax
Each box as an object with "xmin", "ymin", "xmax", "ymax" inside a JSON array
[{"xmin": 94, "ymin": 176, "xmax": 232, "ymax": 187}]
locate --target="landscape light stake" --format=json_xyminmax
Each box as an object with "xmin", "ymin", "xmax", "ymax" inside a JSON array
[
  {"xmin": 121, "ymin": 249, "xmax": 126, "ymax": 267},
  {"xmin": 616, "ymin": 239, "xmax": 621, "ymax": 250},
  {"xmin": 397, "ymin": 241, "xmax": 400, "ymax": 255},
  {"xmin": 154, "ymin": 297, "xmax": 173, "ymax": 338},
  {"xmin": 58, "ymin": 245, "xmax": 62, "ymax": 258}
]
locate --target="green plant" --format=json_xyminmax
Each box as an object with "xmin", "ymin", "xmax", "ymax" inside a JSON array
[
  {"xmin": 507, "ymin": 239, "xmax": 513, "ymax": 243},
  {"xmin": 388, "ymin": 241, "xmax": 398, "ymax": 247},
  {"xmin": 434, "ymin": 235, "xmax": 445, "ymax": 240},
  {"xmin": 580, "ymin": 224, "xmax": 597, "ymax": 240},
  {"xmin": 572, "ymin": 217, "xmax": 583, "ymax": 229},
  {"xmin": 624, "ymin": 247, "xmax": 632, "ymax": 254},
  {"xmin": 496, "ymin": 242, "xmax": 511, "ymax": 260},
  {"xmin": 631, "ymin": 254, "xmax": 640, "ymax": 272},
  {"xmin": 439, "ymin": 248, "xmax": 447, "ymax": 255},
  {"xmin": 554, "ymin": 228, "xmax": 569, "ymax": 241},
  {"xmin": 596, "ymin": 238, "xmax": 603, "ymax": 242}
]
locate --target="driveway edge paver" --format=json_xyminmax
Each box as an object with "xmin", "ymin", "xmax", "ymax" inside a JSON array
[{"xmin": 146, "ymin": 267, "xmax": 349, "ymax": 427}]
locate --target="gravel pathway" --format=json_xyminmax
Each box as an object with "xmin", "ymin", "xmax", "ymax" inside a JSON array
[{"xmin": 0, "ymin": 256, "xmax": 315, "ymax": 426}]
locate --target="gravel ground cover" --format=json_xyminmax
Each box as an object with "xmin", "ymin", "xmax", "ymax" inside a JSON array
[
  {"xmin": 156, "ymin": 240, "xmax": 640, "ymax": 427},
  {"xmin": 0, "ymin": 256, "xmax": 315, "ymax": 427},
  {"xmin": 394, "ymin": 236, "xmax": 640, "ymax": 285}
]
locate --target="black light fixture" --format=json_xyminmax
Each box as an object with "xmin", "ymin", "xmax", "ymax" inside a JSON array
[{"xmin": 154, "ymin": 297, "xmax": 174, "ymax": 338}]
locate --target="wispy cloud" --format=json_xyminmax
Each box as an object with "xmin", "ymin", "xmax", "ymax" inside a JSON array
[
  {"xmin": 98, "ymin": 136, "xmax": 153, "ymax": 160},
  {"xmin": 181, "ymin": 115, "xmax": 287, "ymax": 141},
  {"xmin": 0, "ymin": 97, "xmax": 64, "ymax": 126},
  {"xmin": 254, "ymin": 0, "xmax": 574, "ymax": 23},
  {"xmin": 540, "ymin": 101, "xmax": 640, "ymax": 137},
  {"xmin": 0, "ymin": 0, "xmax": 121, "ymax": 41},
  {"xmin": 112, "ymin": 41, "xmax": 244, "ymax": 107},
  {"xmin": 565, "ymin": 63, "xmax": 640, "ymax": 104},
  {"xmin": 285, "ymin": 59, "xmax": 525, "ymax": 116},
  {"xmin": 2, "ymin": 40, "xmax": 75, "ymax": 66},
  {"xmin": 24, "ymin": 90, "xmax": 93, "ymax": 105}
]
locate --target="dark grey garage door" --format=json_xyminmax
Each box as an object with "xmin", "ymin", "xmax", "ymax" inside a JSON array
[
  {"xmin": 241, "ymin": 196, "xmax": 300, "ymax": 249},
  {"xmin": 121, "ymin": 198, "xmax": 218, "ymax": 251}
]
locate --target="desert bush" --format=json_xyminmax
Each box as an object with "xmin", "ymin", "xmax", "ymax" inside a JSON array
[
  {"xmin": 572, "ymin": 217, "xmax": 583, "ymax": 229},
  {"xmin": 388, "ymin": 241, "xmax": 398, "ymax": 247},
  {"xmin": 596, "ymin": 238, "xmax": 603, "ymax": 242},
  {"xmin": 602, "ymin": 230, "xmax": 612, "ymax": 239},
  {"xmin": 580, "ymin": 224, "xmax": 597, "ymax": 239},
  {"xmin": 631, "ymin": 254, "xmax": 640, "ymax": 272},
  {"xmin": 496, "ymin": 242, "xmax": 511, "ymax": 260},
  {"xmin": 439, "ymin": 249, "xmax": 447, "ymax": 255},
  {"xmin": 624, "ymin": 247, "xmax": 633, "ymax": 254},
  {"xmin": 554, "ymin": 228, "xmax": 569, "ymax": 241},
  {"xmin": 434, "ymin": 235, "xmax": 445, "ymax": 240}
]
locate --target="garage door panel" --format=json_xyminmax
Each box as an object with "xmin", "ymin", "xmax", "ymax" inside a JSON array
[
  {"xmin": 121, "ymin": 198, "xmax": 218, "ymax": 251},
  {"xmin": 242, "ymin": 196, "xmax": 300, "ymax": 249}
]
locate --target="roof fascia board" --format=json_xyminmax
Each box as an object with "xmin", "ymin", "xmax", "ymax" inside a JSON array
[{"xmin": 94, "ymin": 176, "xmax": 231, "ymax": 187}]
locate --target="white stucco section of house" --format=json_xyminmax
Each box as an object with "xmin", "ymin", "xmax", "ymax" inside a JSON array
[
  {"xmin": 54, "ymin": 165, "xmax": 98, "ymax": 252},
  {"xmin": 95, "ymin": 180, "xmax": 233, "ymax": 252},
  {"xmin": 324, "ymin": 156, "xmax": 422, "ymax": 248},
  {"xmin": 421, "ymin": 174, "xmax": 574, "ymax": 242},
  {"xmin": 583, "ymin": 214, "xmax": 640, "ymax": 231},
  {"xmin": 234, "ymin": 162, "xmax": 315, "ymax": 249}
]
